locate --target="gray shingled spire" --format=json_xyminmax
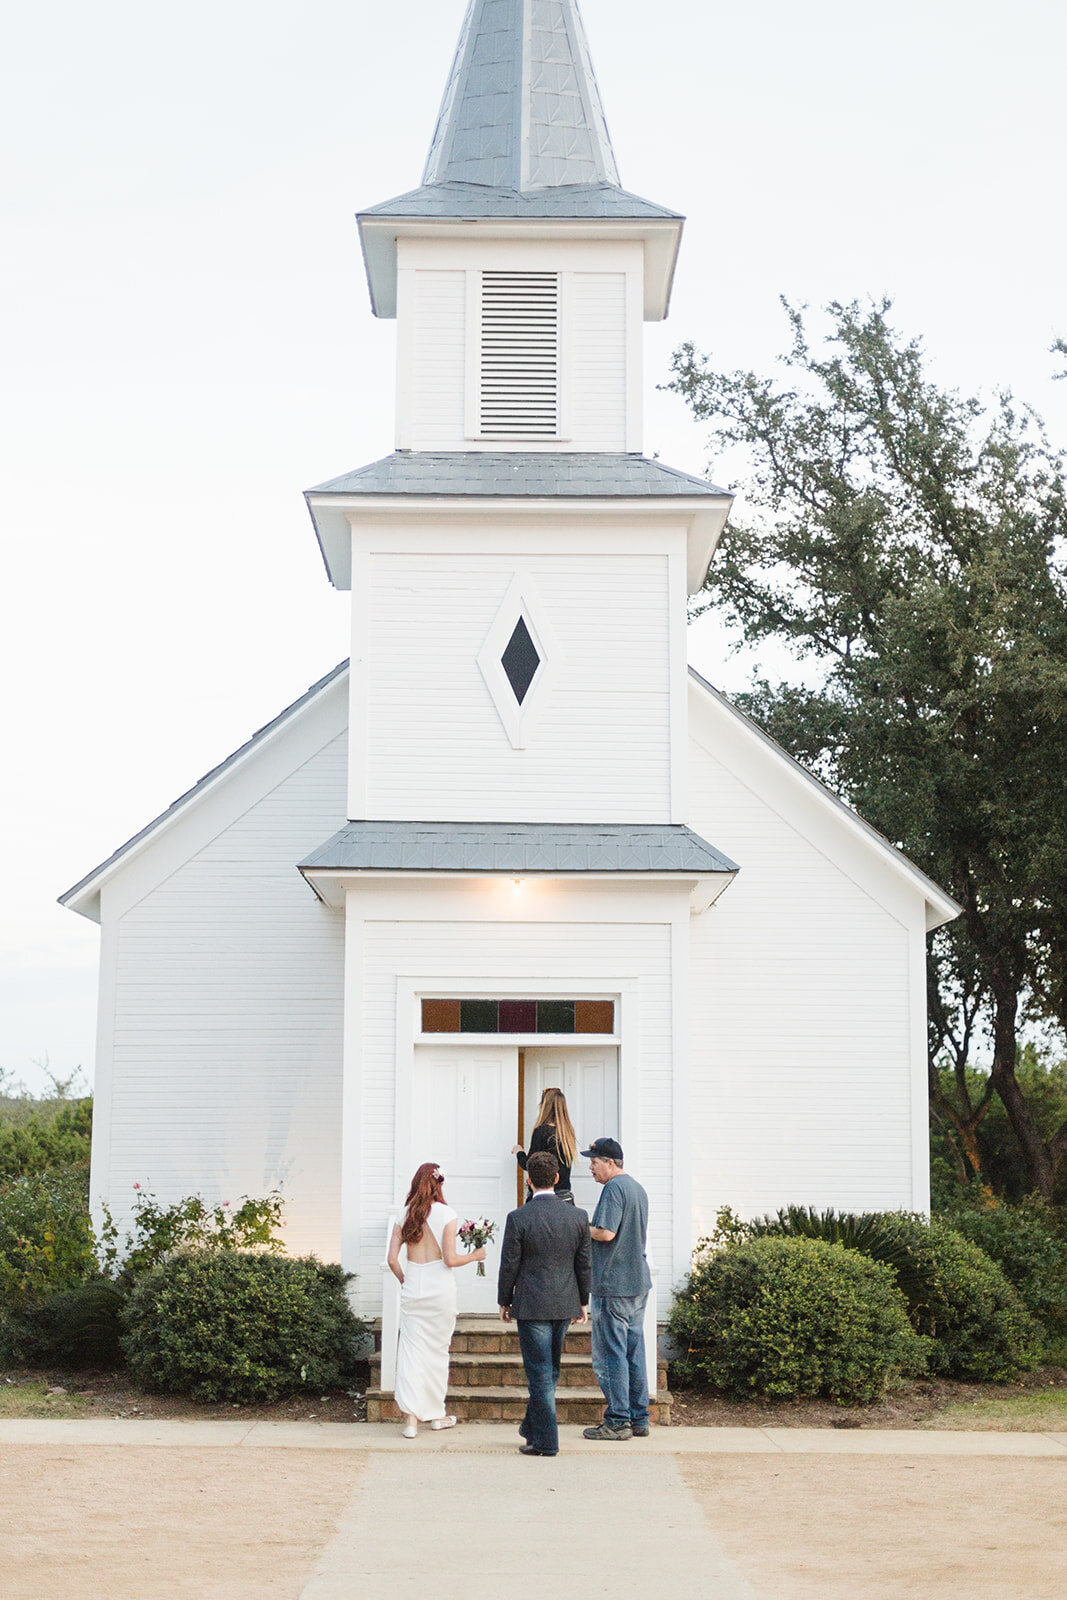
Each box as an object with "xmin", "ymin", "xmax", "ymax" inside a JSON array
[
  {"xmin": 358, "ymin": 0, "xmax": 683, "ymax": 312},
  {"xmin": 423, "ymin": 0, "xmax": 619, "ymax": 192}
]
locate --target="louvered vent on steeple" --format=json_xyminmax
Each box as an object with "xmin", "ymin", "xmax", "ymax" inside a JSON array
[{"xmin": 479, "ymin": 271, "xmax": 560, "ymax": 438}]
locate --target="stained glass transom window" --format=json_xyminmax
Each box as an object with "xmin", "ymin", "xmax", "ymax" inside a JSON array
[{"xmin": 420, "ymin": 998, "xmax": 615, "ymax": 1035}]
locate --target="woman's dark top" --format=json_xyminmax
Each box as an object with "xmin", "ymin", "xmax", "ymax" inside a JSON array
[{"xmin": 516, "ymin": 1122, "xmax": 572, "ymax": 1192}]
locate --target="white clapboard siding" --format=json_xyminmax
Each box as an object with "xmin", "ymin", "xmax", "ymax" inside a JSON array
[
  {"xmin": 410, "ymin": 270, "xmax": 466, "ymax": 448},
  {"xmin": 363, "ymin": 552, "xmax": 672, "ymax": 820},
  {"xmin": 567, "ymin": 272, "xmax": 627, "ymax": 450},
  {"xmin": 354, "ymin": 919, "xmax": 674, "ymax": 1316},
  {"xmin": 686, "ymin": 724, "xmax": 917, "ymax": 1234},
  {"xmin": 104, "ymin": 732, "xmax": 348, "ymax": 1260}
]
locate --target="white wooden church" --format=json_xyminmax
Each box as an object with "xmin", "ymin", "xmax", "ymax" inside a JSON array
[{"xmin": 63, "ymin": 0, "xmax": 958, "ymax": 1323}]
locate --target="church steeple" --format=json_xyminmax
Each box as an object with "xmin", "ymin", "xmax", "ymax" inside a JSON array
[
  {"xmin": 422, "ymin": 0, "xmax": 620, "ymax": 192},
  {"xmin": 357, "ymin": 0, "xmax": 684, "ymax": 322}
]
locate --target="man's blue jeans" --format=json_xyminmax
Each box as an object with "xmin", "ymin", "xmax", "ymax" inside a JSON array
[
  {"xmin": 516, "ymin": 1318, "xmax": 569, "ymax": 1453},
  {"xmin": 591, "ymin": 1292, "xmax": 650, "ymax": 1430}
]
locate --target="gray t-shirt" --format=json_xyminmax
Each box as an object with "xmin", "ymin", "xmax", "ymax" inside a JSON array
[{"xmin": 590, "ymin": 1173, "xmax": 652, "ymax": 1298}]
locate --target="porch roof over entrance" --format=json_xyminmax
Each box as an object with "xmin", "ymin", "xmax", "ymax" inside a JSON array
[
  {"xmin": 301, "ymin": 820, "xmax": 737, "ymax": 876},
  {"xmin": 299, "ymin": 821, "xmax": 738, "ymax": 912}
]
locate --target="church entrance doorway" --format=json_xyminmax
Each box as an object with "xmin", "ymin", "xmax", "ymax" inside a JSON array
[{"xmin": 407, "ymin": 1041, "xmax": 620, "ymax": 1310}]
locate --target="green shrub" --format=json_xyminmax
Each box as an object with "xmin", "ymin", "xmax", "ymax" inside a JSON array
[
  {"xmin": 936, "ymin": 1190, "xmax": 1067, "ymax": 1338},
  {"xmin": 0, "ymin": 1100, "xmax": 92, "ymax": 1183},
  {"xmin": 115, "ymin": 1187, "xmax": 285, "ymax": 1281},
  {"xmin": 0, "ymin": 1166, "xmax": 102, "ymax": 1365},
  {"xmin": 0, "ymin": 1172, "xmax": 289, "ymax": 1370},
  {"xmin": 738, "ymin": 1203, "xmax": 1045, "ymax": 1381},
  {"xmin": 669, "ymin": 1235, "xmax": 929, "ymax": 1403},
  {"xmin": 0, "ymin": 1166, "xmax": 96, "ymax": 1299},
  {"xmin": 121, "ymin": 1251, "xmax": 365, "ymax": 1402},
  {"xmin": 8, "ymin": 1279, "xmax": 126, "ymax": 1369}
]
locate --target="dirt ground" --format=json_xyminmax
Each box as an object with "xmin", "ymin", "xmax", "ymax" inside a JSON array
[
  {"xmin": 0, "ymin": 1446, "xmax": 363, "ymax": 1600},
  {"xmin": 5, "ymin": 1360, "xmax": 1065, "ymax": 1429},
  {"xmin": 684, "ymin": 1454, "xmax": 1067, "ymax": 1600},
  {"xmin": 670, "ymin": 1363, "xmax": 1067, "ymax": 1429}
]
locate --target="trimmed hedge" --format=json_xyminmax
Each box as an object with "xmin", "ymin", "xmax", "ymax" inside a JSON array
[
  {"xmin": 668, "ymin": 1235, "xmax": 929, "ymax": 1403},
  {"xmin": 741, "ymin": 1205, "xmax": 1045, "ymax": 1381},
  {"xmin": 121, "ymin": 1251, "xmax": 365, "ymax": 1402}
]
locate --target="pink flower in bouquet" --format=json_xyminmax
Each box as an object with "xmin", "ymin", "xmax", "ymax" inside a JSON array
[{"xmin": 457, "ymin": 1216, "xmax": 497, "ymax": 1275}]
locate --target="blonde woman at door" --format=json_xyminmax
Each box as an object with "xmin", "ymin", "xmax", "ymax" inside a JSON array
[
  {"xmin": 387, "ymin": 1162, "xmax": 486, "ymax": 1438},
  {"xmin": 512, "ymin": 1086, "xmax": 578, "ymax": 1204}
]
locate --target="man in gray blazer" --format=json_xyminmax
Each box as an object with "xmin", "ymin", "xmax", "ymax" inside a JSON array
[{"xmin": 497, "ymin": 1150, "xmax": 591, "ymax": 1456}]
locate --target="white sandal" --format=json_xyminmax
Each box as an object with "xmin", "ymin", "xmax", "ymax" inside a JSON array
[
  {"xmin": 401, "ymin": 1416, "xmax": 418, "ymax": 1439},
  {"xmin": 430, "ymin": 1415, "xmax": 458, "ymax": 1431}
]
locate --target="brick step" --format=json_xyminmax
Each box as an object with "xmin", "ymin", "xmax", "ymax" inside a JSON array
[
  {"xmin": 369, "ymin": 1349, "xmax": 668, "ymax": 1391},
  {"xmin": 372, "ymin": 1317, "xmax": 594, "ymax": 1357},
  {"xmin": 366, "ymin": 1385, "xmax": 673, "ymax": 1426}
]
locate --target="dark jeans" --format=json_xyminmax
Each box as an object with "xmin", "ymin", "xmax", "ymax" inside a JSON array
[
  {"xmin": 591, "ymin": 1292, "xmax": 650, "ymax": 1429},
  {"xmin": 516, "ymin": 1318, "xmax": 570, "ymax": 1453}
]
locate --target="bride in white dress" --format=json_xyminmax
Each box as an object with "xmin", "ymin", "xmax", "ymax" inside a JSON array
[{"xmin": 387, "ymin": 1163, "xmax": 486, "ymax": 1438}]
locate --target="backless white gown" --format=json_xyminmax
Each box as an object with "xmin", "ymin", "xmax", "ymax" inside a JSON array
[{"xmin": 394, "ymin": 1201, "xmax": 458, "ymax": 1422}]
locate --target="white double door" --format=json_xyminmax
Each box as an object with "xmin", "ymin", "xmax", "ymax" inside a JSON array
[{"xmin": 409, "ymin": 1043, "xmax": 619, "ymax": 1311}]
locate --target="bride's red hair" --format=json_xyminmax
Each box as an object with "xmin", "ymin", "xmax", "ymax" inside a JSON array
[{"xmin": 401, "ymin": 1162, "xmax": 445, "ymax": 1246}]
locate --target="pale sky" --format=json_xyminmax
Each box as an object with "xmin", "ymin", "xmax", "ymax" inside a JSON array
[{"xmin": 2, "ymin": 0, "xmax": 1064, "ymax": 1093}]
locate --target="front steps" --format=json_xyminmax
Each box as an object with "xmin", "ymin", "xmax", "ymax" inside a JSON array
[{"xmin": 366, "ymin": 1315, "xmax": 672, "ymax": 1424}]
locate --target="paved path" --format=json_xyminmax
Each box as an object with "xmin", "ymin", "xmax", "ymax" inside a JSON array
[
  {"xmin": 1, "ymin": 1418, "xmax": 1065, "ymax": 1454},
  {"xmin": 297, "ymin": 1451, "xmax": 759, "ymax": 1600}
]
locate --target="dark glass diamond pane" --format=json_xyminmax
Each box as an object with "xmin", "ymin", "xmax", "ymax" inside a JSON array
[
  {"xmin": 460, "ymin": 1000, "xmax": 499, "ymax": 1033},
  {"xmin": 501, "ymin": 616, "xmax": 541, "ymax": 705},
  {"xmin": 536, "ymin": 1000, "xmax": 575, "ymax": 1034}
]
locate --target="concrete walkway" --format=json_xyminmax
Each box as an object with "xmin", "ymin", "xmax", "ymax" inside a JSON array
[
  {"xmin": 1, "ymin": 1417, "xmax": 1065, "ymax": 1455},
  {"xmin": 298, "ymin": 1451, "xmax": 760, "ymax": 1600}
]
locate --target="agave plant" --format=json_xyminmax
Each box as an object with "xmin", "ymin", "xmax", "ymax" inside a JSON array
[{"xmin": 747, "ymin": 1206, "xmax": 930, "ymax": 1312}]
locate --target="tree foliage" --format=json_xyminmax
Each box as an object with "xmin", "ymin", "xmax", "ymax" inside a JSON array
[{"xmin": 671, "ymin": 301, "xmax": 1067, "ymax": 1197}]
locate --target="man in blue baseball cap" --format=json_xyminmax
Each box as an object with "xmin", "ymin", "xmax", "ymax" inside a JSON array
[{"xmin": 580, "ymin": 1137, "xmax": 652, "ymax": 1440}]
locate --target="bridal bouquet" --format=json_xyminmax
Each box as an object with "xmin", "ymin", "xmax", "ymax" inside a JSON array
[{"xmin": 458, "ymin": 1217, "xmax": 497, "ymax": 1276}]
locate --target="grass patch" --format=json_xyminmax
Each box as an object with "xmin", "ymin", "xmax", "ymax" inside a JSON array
[
  {"xmin": 0, "ymin": 1380, "xmax": 90, "ymax": 1419},
  {"xmin": 926, "ymin": 1386, "xmax": 1067, "ymax": 1431}
]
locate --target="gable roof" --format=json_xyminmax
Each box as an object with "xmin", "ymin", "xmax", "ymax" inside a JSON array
[
  {"xmin": 688, "ymin": 668, "xmax": 961, "ymax": 931},
  {"xmin": 59, "ymin": 661, "xmax": 350, "ymax": 919}
]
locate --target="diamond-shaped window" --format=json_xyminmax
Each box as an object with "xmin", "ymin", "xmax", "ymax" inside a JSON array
[{"xmin": 500, "ymin": 616, "xmax": 541, "ymax": 705}]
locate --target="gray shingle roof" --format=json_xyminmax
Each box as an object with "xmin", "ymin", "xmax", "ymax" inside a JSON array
[
  {"xmin": 424, "ymin": 0, "xmax": 619, "ymax": 193},
  {"xmin": 307, "ymin": 453, "xmax": 728, "ymax": 499},
  {"xmin": 359, "ymin": 181, "xmax": 682, "ymax": 223},
  {"xmin": 300, "ymin": 822, "xmax": 738, "ymax": 877}
]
